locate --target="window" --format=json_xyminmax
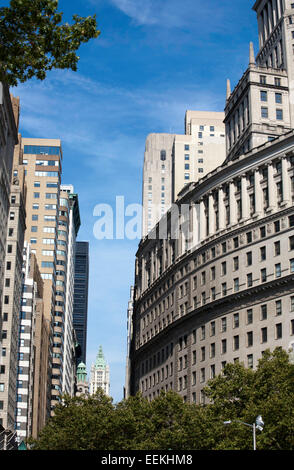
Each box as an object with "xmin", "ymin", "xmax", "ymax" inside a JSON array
[
  {"xmin": 160, "ymin": 150, "xmax": 166, "ymax": 161},
  {"xmin": 221, "ymin": 317, "xmax": 227, "ymax": 332},
  {"xmin": 289, "ymin": 236, "xmax": 294, "ymax": 250},
  {"xmin": 233, "ymin": 313, "xmax": 239, "ymax": 328},
  {"xmin": 275, "ymin": 263, "xmax": 281, "ymax": 278},
  {"xmin": 275, "ymin": 93, "xmax": 282, "ymax": 104},
  {"xmin": 31, "ymin": 226, "xmax": 38, "ymax": 232},
  {"xmin": 261, "ymin": 107, "xmax": 268, "ymax": 118},
  {"xmin": 222, "ymin": 283, "xmax": 227, "ymax": 296},
  {"xmin": 260, "ymin": 246, "xmax": 266, "ymax": 261},
  {"xmin": 290, "ymin": 259, "xmax": 294, "ymax": 273},
  {"xmin": 276, "ymin": 323, "xmax": 282, "ymax": 339},
  {"xmin": 233, "ymin": 256, "xmax": 239, "ymax": 270},
  {"xmin": 260, "ymin": 75, "xmax": 266, "ymax": 84},
  {"xmin": 261, "ymin": 304, "xmax": 267, "ymax": 320},
  {"xmin": 210, "ymin": 343, "xmax": 215, "ymax": 358},
  {"xmin": 221, "ymin": 339, "xmax": 227, "ymax": 354},
  {"xmin": 221, "ymin": 262, "xmax": 227, "ymax": 275},
  {"xmin": 261, "ymin": 268, "xmax": 267, "ymax": 282},
  {"xmin": 260, "ymin": 226, "xmax": 266, "ymax": 238},
  {"xmin": 34, "ymin": 192, "xmax": 40, "ymax": 198},
  {"xmin": 247, "ymin": 273, "xmax": 253, "ymax": 287},
  {"xmin": 247, "ymin": 309, "xmax": 253, "ymax": 324},
  {"xmin": 276, "ymin": 300, "xmax": 282, "ymax": 316},
  {"xmin": 275, "ymin": 241, "xmax": 281, "ymax": 256},
  {"xmin": 261, "ymin": 327, "xmax": 267, "ymax": 343},
  {"xmin": 210, "ymin": 321, "xmax": 215, "ymax": 336},
  {"xmin": 234, "ymin": 335, "xmax": 239, "ymax": 350},
  {"xmin": 234, "ymin": 278, "xmax": 239, "ymax": 292},
  {"xmin": 246, "ymin": 231, "xmax": 252, "ymax": 243},
  {"xmin": 247, "ymin": 331, "xmax": 253, "ymax": 347},
  {"xmin": 275, "ymin": 77, "xmax": 281, "ymax": 86},
  {"xmin": 247, "ymin": 251, "xmax": 252, "ymax": 266},
  {"xmin": 276, "ymin": 109, "xmax": 283, "ymax": 120},
  {"xmin": 260, "ymin": 90, "xmax": 267, "ymax": 101},
  {"xmin": 184, "ymin": 145, "xmax": 189, "ymax": 150},
  {"xmin": 247, "ymin": 354, "xmax": 253, "ymax": 369}
]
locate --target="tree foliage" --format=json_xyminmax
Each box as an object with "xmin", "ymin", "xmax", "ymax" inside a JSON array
[
  {"xmin": 28, "ymin": 348, "xmax": 294, "ymax": 450},
  {"xmin": 0, "ymin": 0, "xmax": 100, "ymax": 86}
]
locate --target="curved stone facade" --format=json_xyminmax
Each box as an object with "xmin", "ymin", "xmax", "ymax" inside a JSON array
[{"xmin": 129, "ymin": 132, "xmax": 294, "ymax": 404}]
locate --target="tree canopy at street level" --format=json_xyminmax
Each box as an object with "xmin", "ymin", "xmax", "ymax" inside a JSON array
[
  {"xmin": 0, "ymin": 0, "xmax": 100, "ymax": 86},
  {"xmin": 28, "ymin": 348, "xmax": 294, "ymax": 450}
]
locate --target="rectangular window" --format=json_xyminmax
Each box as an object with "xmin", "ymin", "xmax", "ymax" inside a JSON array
[
  {"xmin": 276, "ymin": 109, "xmax": 283, "ymax": 120},
  {"xmin": 233, "ymin": 313, "xmax": 239, "ymax": 328},
  {"xmin": 261, "ymin": 107, "xmax": 268, "ymax": 118},
  {"xmin": 260, "ymin": 246, "xmax": 266, "ymax": 261},
  {"xmin": 261, "ymin": 327, "xmax": 267, "ymax": 343},
  {"xmin": 261, "ymin": 268, "xmax": 267, "ymax": 282},
  {"xmin": 275, "ymin": 263, "xmax": 281, "ymax": 278},
  {"xmin": 275, "ymin": 241, "xmax": 281, "ymax": 256},
  {"xmin": 233, "ymin": 335, "xmax": 239, "ymax": 350},
  {"xmin": 276, "ymin": 323, "xmax": 282, "ymax": 339},
  {"xmin": 247, "ymin": 273, "xmax": 253, "ymax": 287},
  {"xmin": 275, "ymin": 93, "xmax": 282, "ymax": 104},
  {"xmin": 260, "ymin": 90, "xmax": 267, "ymax": 101},
  {"xmin": 247, "ymin": 252, "xmax": 252, "ymax": 266},
  {"xmin": 247, "ymin": 331, "xmax": 253, "ymax": 347},
  {"xmin": 276, "ymin": 300, "xmax": 282, "ymax": 316}
]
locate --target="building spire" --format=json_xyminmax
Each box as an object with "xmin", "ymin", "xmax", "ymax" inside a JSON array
[
  {"xmin": 249, "ymin": 41, "xmax": 255, "ymax": 66},
  {"xmin": 226, "ymin": 79, "xmax": 231, "ymax": 101}
]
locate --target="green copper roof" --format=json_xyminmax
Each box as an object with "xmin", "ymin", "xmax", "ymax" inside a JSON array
[
  {"xmin": 77, "ymin": 362, "xmax": 87, "ymax": 383},
  {"xmin": 95, "ymin": 345, "xmax": 107, "ymax": 369}
]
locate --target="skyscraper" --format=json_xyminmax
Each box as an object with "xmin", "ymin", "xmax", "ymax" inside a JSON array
[
  {"xmin": 142, "ymin": 111, "xmax": 225, "ymax": 237},
  {"xmin": 73, "ymin": 241, "xmax": 89, "ymax": 365},
  {"xmin": 21, "ymin": 137, "xmax": 63, "ymax": 416},
  {"xmin": 0, "ymin": 131, "xmax": 26, "ymax": 431},
  {"xmin": 60, "ymin": 185, "xmax": 81, "ymax": 397},
  {"xmin": 90, "ymin": 346, "xmax": 110, "ymax": 396},
  {"xmin": 128, "ymin": 0, "xmax": 294, "ymax": 404},
  {"xmin": 16, "ymin": 242, "xmax": 45, "ymax": 442}
]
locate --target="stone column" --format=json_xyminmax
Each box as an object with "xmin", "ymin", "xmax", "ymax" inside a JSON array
[
  {"xmin": 254, "ymin": 169, "xmax": 263, "ymax": 217},
  {"xmin": 267, "ymin": 162, "xmax": 277, "ymax": 212},
  {"xmin": 229, "ymin": 181, "xmax": 237, "ymax": 225},
  {"xmin": 241, "ymin": 174, "xmax": 249, "ymax": 221},
  {"xmin": 191, "ymin": 202, "xmax": 199, "ymax": 248},
  {"xmin": 199, "ymin": 198, "xmax": 206, "ymax": 241},
  {"xmin": 218, "ymin": 186, "xmax": 225, "ymax": 230},
  {"xmin": 281, "ymin": 156, "xmax": 291, "ymax": 206},
  {"xmin": 208, "ymin": 193, "xmax": 215, "ymax": 235}
]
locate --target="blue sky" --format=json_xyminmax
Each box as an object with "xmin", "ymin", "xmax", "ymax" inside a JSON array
[{"xmin": 13, "ymin": 0, "xmax": 259, "ymax": 402}]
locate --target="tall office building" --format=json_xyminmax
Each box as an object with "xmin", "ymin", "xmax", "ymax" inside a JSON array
[
  {"xmin": 90, "ymin": 346, "xmax": 110, "ymax": 396},
  {"xmin": 142, "ymin": 112, "xmax": 225, "ymax": 237},
  {"xmin": 0, "ymin": 132, "xmax": 26, "ymax": 431},
  {"xmin": 21, "ymin": 137, "xmax": 63, "ymax": 417},
  {"xmin": 73, "ymin": 241, "xmax": 89, "ymax": 365},
  {"xmin": 0, "ymin": 86, "xmax": 19, "ymax": 334},
  {"xmin": 124, "ymin": 286, "xmax": 134, "ymax": 399},
  {"xmin": 128, "ymin": 0, "xmax": 294, "ymax": 404},
  {"xmin": 16, "ymin": 242, "xmax": 45, "ymax": 442},
  {"xmin": 60, "ymin": 185, "xmax": 81, "ymax": 397}
]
